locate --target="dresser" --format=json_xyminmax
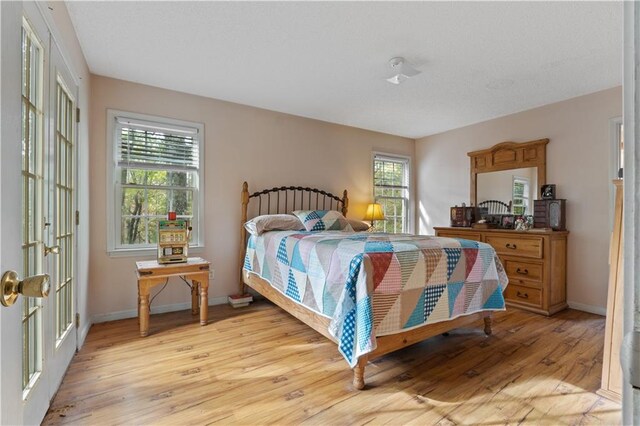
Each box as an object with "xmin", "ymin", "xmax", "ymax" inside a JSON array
[{"xmin": 434, "ymin": 227, "xmax": 568, "ymax": 316}]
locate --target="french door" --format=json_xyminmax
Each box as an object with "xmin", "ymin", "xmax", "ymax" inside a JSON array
[{"xmin": 0, "ymin": 3, "xmax": 78, "ymax": 424}]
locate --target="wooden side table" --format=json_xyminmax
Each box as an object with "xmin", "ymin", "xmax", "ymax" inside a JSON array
[{"xmin": 135, "ymin": 257, "xmax": 210, "ymax": 337}]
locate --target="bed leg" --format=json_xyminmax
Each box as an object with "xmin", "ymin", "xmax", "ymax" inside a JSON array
[
  {"xmin": 353, "ymin": 358, "xmax": 367, "ymax": 390},
  {"xmin": 483, "ymin": 315, "xmax": 493, "ymax": 336}
]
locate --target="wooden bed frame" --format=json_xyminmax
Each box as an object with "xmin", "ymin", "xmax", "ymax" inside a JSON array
[{"xmin": 239, "ymin": 182, "xmax": 492, "ymax": 389}]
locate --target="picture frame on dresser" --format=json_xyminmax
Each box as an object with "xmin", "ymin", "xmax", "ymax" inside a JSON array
[{"xmin": 500, "ymin": 214, "xmax": 515, "ymax": 229}]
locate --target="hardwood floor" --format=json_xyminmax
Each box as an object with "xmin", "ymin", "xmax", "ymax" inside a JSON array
[{"xmin": 44, "ymin": 302, "xmax": 621, "ymax": 425}]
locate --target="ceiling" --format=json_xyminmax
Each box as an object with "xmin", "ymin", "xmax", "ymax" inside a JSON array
[{"xmin": 66, "ymin": 1, "xmax": 622, "ymax": 139}]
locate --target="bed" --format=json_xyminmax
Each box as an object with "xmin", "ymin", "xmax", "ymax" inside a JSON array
[{"xmin": 239, "ymin": 182, "xmax": 508, "ymax": 389}]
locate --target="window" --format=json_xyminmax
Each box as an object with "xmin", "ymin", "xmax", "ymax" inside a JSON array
[
  {"xmin": 107, "ymin": 111, "xmax": 204, "ymax": 253},
  {"xmin": 55, "ymin": 78, "xmax": 75, "ymax": 341},
  {"xmin": 373, "ymin": 154, "xmax": 410, "ymax": 233},
  {"xmin": 21, "ymin": 19, "xmax": 44, "ymax": 392},
  {"xmin": 512, "ymin": 176, "xmax": 530, "ymax": 216}
]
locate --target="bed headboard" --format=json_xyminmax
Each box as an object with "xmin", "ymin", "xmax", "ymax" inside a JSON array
[{"xmin": 238, "ymin": 181, "xmax": 349, "ymax": 294}]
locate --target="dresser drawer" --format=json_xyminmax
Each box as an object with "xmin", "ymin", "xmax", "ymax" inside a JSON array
[
  {"xmin": 504, "ymin": 284, "xmax": 542, "ymax": 307},
  {"xmin": 504, "ymin": 260, "xmax": 543, "ymax": 284},
  {"xmin": 435, "ymin": 231, "xmax": 482, "ymax": 242},
  {"xmin": 485, "ymin": 235, "xmax": 544, "ymax": 259}
]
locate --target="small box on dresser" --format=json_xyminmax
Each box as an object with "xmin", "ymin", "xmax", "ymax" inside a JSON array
[
  {"xmin": 434, "ymin": 227, "xmax": 568, "ymax": 316},
  {"xmin": 533, "ymin": 199, "xmax": 566, "ymax": 231}
]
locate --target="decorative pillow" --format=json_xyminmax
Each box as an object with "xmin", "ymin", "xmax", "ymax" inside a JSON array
[
  {"xmin": 348, "ymin": 219, "xmax": 371, "ymax": 232},
  {"xmin": 293, "ymin": 210, "xmax": 353, "ymax": 232},
  {"xmin": 244, "ymin": 214, "xmax": 304, "ymax": 236}
]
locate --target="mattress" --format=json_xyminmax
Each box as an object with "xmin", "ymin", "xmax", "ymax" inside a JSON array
[{"xmin": 244, "ymin": 230, "xmax": 509, "ymax": 367}]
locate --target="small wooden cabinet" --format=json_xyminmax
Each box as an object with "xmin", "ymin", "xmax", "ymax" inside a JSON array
[{"xmin": 434, "ymin": 227, "xmax": 568, "ymax": 316}]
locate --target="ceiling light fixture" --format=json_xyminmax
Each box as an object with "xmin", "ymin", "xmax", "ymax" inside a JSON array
[{"xmin": 386, "ymin": 57, "xmax": 421, "ymax": 85}]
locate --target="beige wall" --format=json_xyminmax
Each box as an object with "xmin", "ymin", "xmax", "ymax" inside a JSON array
[
  {"xmin": 89, "ymin": 75, "xmax": 414, "ymax": 320},
  {"xmin": 416, "ymin": 87, "xmax": 622, "ymax": 313}
]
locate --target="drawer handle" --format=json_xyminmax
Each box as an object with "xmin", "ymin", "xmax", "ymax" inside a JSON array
[
  {"xmin": 516, "ymin": 291, "xmax": 529, "ymax": 299},
  {"xmin": 516, "ymin": 268, "xmax": 529, "ymax": 275},
  {"xmin": 505, "ymin": 243, "xmax": 517, "ymax": 250}
]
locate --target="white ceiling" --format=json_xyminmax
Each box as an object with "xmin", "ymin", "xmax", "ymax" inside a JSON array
[{"xmin": 66, "ymin": 1, "xmax": 622, "ymax": 139}]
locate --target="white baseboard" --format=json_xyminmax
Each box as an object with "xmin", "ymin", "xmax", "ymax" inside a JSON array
[
  {"xmin": 91, "ymin": 296, "xmax": 228, "ymax": 324},
  {"xmin": 568, "ymin": 301, "xmax": 607, "ymax": 316}
]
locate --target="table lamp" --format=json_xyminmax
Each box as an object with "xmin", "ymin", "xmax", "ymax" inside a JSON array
[{"xmin": 364, "ymin": 203, "xmax": 386, "ymax": 228}]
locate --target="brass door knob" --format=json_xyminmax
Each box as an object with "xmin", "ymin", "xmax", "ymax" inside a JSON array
[{"xmin": 1, "ymin": 270, "xmax": 50, "ymax": 307}]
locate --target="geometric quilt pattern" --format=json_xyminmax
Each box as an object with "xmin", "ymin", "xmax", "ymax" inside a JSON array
[
  {"xmin": 244, "ymin": 231, "xmax": 508, "ymax": 367},
  {"xmin": 293, "ymin": 210, "xmax": 354, "ymax": 232}
]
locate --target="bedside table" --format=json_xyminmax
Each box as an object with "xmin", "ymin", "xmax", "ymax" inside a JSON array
[{"xmin": 135, "ymin": 257, "xmax": 210, "ymax": 336}]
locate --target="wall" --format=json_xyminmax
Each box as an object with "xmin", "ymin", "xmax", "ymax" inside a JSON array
[
  {"xmin": 416, "ymin": 87, "xmax": 622, "ymax": 314},
  {"xmin": 89, "ymin": 75, "xmax": 414, "ymax": 321}
]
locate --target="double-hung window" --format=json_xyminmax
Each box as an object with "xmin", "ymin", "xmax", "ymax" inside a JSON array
[
  {"xmin": 373, "ymin": 154, "xmax": 411, "ymax": 233},
  {"xmin": 107, "ymin": 111, "xmax": 204, "ymax": 254},
  {"xmin": 512, "ymin": 176, "xmax": 530, "ymax": 216}
]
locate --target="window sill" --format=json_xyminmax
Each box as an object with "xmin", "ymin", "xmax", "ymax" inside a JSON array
[{"xmin": 107, "ymin": 245, "xmax": 205, "ymax": 259}]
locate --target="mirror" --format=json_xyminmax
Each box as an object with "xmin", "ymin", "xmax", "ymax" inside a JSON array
[
  {"xmin": 477, "ymin": 167, "xmax": 537, "ymax": 215},
  {"xmin": 468, "ymin": 139, "xmax": 548, "ymax": 216}
]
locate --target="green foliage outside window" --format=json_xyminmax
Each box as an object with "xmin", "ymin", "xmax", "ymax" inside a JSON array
[{"xmin": 120, "ymin": 169, "xmax": 194, "ymax": 245}]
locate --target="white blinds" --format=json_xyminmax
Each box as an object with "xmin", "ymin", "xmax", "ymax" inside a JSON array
[{"xmin": 116, "ymin": 117, "xmax": 199, "ymax": 171}]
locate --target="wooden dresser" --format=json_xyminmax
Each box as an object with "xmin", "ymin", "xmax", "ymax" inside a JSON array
[{"xmin": 434, "ymin": 227, "xmax": 568, "ymax": 316}]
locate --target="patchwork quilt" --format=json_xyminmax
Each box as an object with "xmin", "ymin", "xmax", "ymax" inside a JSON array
[{"xmin": 244, "ymin": 231, "xmax": 508, "ymax": 367}]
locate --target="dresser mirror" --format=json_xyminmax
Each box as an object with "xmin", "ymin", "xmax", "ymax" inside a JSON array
[
  {"xmin": 476, "ymin": 167, "xmax": 538, "ymax": 215},
  {"xmin": 468, "ymin": 139, "xmax": 548, "ymax": 216}
]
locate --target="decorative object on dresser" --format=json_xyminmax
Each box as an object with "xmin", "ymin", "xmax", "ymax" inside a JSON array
[
  {"xmin": 540, "ymin": 184, "xmax": 556, "ymax": 199},
  {"xmin": 435, "ymin": 227, "xmax": 568, "ymax": 316},
  {"xmin": 500, "ymin": 214, "xmax": 515, "ymax": 229},
  {"xmin": 533, "ymin": 199, "xmax": 566, "ymax": 231},
  {"xmin": 598, "ymin": 179, "xmax": 623, "ymax": 402},
  {"xmin": 450, "ymin": 204, "xmax": 479, "ymax": 227}
]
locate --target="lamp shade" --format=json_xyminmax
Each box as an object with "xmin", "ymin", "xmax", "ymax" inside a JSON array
[{"xmin": 364, "ymin": 203, "xmax": 385, "ymax": 222}]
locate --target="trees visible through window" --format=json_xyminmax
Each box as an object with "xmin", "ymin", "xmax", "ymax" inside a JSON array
[
  {"xmin": 109, "ymin": 113, "xmax": 203, "ymax": 252},
  {"xmin": 373, "ymin": 154, "xmax": 410, "ymax": 233}
]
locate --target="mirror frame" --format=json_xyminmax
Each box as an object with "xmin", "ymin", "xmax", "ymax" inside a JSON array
[{"xmin": 468, "ymin": 138, "xmax": 549, "ymax": 207}]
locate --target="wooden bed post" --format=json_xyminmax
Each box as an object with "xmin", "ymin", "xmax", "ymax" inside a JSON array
[
  {"xmin": 483, "ymin": 313, "xmax": 493, "ymax": 336},
  {"xmin": 341, "ymin": 189, "xmax": 349, "ymax": 216},
  {"xmin": 353, "ymin": 357, "xmax": 367, "ymax": 390},
  {"xmin": 239, "ymin": 181, "xmax": 250, "ymax": 295}
]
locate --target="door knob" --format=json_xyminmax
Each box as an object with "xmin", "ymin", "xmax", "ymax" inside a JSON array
[
  {"xmin": 44, "ymin": 245, "xmax": 60, "ymax": 256},
  {"xmin": 1, "ymin": 270, "xmax": 50, "ymax": 307}
]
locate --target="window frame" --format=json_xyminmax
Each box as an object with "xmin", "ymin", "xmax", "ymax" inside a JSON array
[
  {"xmin": 106, "ymin": 109, "xmax": 205, "ymax": 256},
  {"xmin": 511, "ymin": 176, "xmax": 530, "ymax": 216},
  {"xmin": 372, "ymin": 152, "xmax": 412, "ymax": 234}
]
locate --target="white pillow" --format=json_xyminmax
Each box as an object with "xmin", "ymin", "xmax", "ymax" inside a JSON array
[{"xmin": 244, "ymin": 214, "xmax": 304, "ymax": 236}]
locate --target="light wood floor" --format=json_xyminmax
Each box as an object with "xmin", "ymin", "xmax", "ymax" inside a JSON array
[{"xmin": 44, "ymin": 301, "xmax": 621, "ymax": 425}]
